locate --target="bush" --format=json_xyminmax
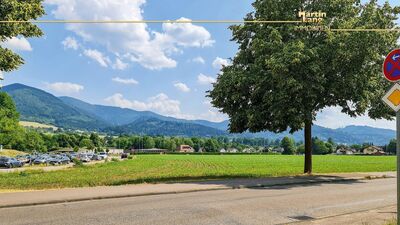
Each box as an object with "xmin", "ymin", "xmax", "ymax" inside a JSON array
[
  {"xmin": 72, "ymin": 158, "xmax": 83, "ymax": 167},
  {"xmin": 111, "ymin": 158, "xmax": 119, "ymax": 162},
  {"xmin": 127, "ymin": 155, "xmax": 134, "ymax": 160}
]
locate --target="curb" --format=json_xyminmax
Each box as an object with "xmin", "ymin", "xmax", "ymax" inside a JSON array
[{"xmin": 0, "ymin": 174, "xmax": 394, "ymax": 209}]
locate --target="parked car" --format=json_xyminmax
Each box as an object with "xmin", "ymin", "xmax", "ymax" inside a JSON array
[
  {"xmin": 33, "ymin": 156, "xmax": 49, "ymax": 165},
  {"xmin": 57, "ymin": 156, "xmax": 71, "ymax": 164},
  {"xmin": 26, "ymin": 155, "xmax": 38, "ymax": 164},
  {"xmin": 16, "ymin": 155, "xmax": 30, "ymax": 164},
  {"xmin": 68, "ymin": 153, "xmax": 78, "ymax": 161},
  {"xmin": 91, "ymin": 154, "xmax": 102, "ymax": 161},
  {"xmin": 78, "ymin": 154, "xmax": 91, "ymax": 163},
  {"xmin": 0, "ymin": 157, "xmax": 24, "ymax": 168},
  {"xmin": 121, "ymin": 153, "xmax": 129, "ymax": 159},
  {"xmin": 98, "ymin": 152, "xmax": 108, "ymax": 160},
  {"xmin": 47, "ymin": 157, "xmax": 59, "ymax": 165}
]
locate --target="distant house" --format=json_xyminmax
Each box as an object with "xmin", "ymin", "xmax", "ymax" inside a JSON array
[
  {"xmin": 242, "ymin": 147, "xmax": 257, "ymax": 153},
  {"xmin": 336, "ymin": 148, "xmax": 356, "ymax": 155},
  {"xmin": 227, "ymin": 148, "xmax": 239, "ymax": 153},
  {"xmin": 77, "ymin": 149, "xmax": 95, "ymax": 154},
  {"xmin": 272, "ymin": 147, "xmax": 284, "ymax": 154},
  {"xmin": 0, "ymin": 72, "xmax": 3, "ymax": 89},
  {"xmin": 363, "ymin": 146, "xmax": 385, "ymax": 155},
  {"xmin": 107, "ymin": 148, "xmax": 124, "ymax": 155},
  {"xmin": 177, "ymin": 145, "xmax": 195, "ymax": 153},
  {"xmin": 219, "ymin": 148, "xmax": 226, "ymax": 153},
  {"xmin": 128, "ymin": 148, "xmax": 168, "ymax": 154},
  {"xmin": 52, "ymin": 148, "xmax": 75, "ymax": 153}
]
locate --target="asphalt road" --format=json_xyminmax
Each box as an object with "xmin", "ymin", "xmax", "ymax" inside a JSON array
[{"xmin": 0, "ymin": 178, "xmax": 395, "ymax": 225}]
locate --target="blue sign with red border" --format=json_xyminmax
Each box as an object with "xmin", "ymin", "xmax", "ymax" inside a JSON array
[{"xmin": 383, "ymin": 49, "xmax": 400, "ymax": 82}]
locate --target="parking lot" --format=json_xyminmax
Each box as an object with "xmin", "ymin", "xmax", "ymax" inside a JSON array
[{"xmin": 0, "ymin": 152, "xmax": 122, "ymax": 173}]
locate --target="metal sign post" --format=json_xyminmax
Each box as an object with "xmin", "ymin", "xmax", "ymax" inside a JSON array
[
  {"xmin": 397, "ymin": 111, "xmax": 400, "ymax": 224},
  {"xmin": 382, "ymin": 49, "xmax": 400, "ymax": 224}
]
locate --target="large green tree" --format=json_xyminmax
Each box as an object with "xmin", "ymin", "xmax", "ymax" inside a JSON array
[
  {"xmin": 0, "ymin": 1, "xmax": 44, "ymax": 150},
  {"xmin": 1, "ymin": 0, "xmax": 44, "ymax": 72},
  {"xmin": 0, "ymin": 92, "xmax": 22, "ymax": 148},
  {"xmin": 209, "ymin": 0, "xmax": 400, "ymax": 173},
  {"xmin": 280, "ymin": 136, "xmax": 296, "ymax": 155}
]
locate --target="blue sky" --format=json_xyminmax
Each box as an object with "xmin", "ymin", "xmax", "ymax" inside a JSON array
[{"xmin": 1, "ymin": 0, "xmax": 399, "ymax": 129}]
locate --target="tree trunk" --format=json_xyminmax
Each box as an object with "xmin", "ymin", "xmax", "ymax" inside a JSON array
[{"xmin": 304, "ymin": 119, "xmax": 312, "ymax": 174}]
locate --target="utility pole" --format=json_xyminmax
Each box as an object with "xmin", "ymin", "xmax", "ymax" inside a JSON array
[
  {"xmin": 397, "ymin": 111, "xmax": 400, "ymax": 225},
  {"xmin": 382, "ymin": 49, "xmax": 400, "ymax": 225}
]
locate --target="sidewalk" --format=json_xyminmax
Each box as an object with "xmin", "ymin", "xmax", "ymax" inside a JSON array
[
  {"xmin": 293, "ymin": 205, "xmax": 396, "ymax": 225},
  {"xmin": 0, "ymin": 171, "xmax": 395, "ymax": 209}
]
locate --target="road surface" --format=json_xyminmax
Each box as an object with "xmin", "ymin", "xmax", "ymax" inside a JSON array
[{"xmin": 0, "ymin": 178, "xmax": 395, "ymax": 225}]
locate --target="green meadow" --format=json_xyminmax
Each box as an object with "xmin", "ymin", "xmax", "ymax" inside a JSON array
[{"xmin": 0, "ymin": 155, "xmax": 395, "ymax": 190}]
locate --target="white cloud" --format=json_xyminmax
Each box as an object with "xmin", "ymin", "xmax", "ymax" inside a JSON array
[
  {"xmin": 104, "ymin": 92, "xmax": 227, "ymax": 122},
  {"xmin": 83, "ymin": 49, "xmax": 110, "ymax": 67},
  {"xmin": 159, "ymin": 18, "xmax": 215, "ymax": 48},
  {"xmin": 174, "ymin": 82, "xmax": 190, "ymax": 92},
  {"xmin": 112, "ymin": 58, "xmax": 128, "ymax": 70},
  {"xmin": 212, "ymin": 57, "xmax": 230, "ymax": 70},
  {"xmin": 316, "ymin": 106, "xmax": 395, "ymax": 130},
  {"xmin": 199, "ymin": 109, "xmax": 227, "ymax": 122},
  {"xmin": 112, "ymin": 77, "xmax": 138, "ymax": 85},
  {"xmin": 190, "ymin": 56, "xmax": 205, "ymax": 64},
  {"xmin": 62, "ymin": 36, "xmax": 79, "ymax": 50},
  {"xmin": 197, "ymin": 73, "xmax": 216, "ymax": 85},
  {"xmin": 1, "ymin": 37, "xmax": 33, "ymax": 51},
  {"xmin": 105, "ymin": 93, "xmax": 182, "ymax": 116},
  {"xmin": 45, "ymin": 82, "xmax": 84, "ymax": 94},
  {"xmin": 203, "ymin": 100, "xmax": 212, "ymax": 106},
  {"xmin": 45, "ymin": 1, "xmax": 214, "ymax": 70}
]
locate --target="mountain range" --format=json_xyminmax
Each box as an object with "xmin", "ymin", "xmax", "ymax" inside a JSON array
[{"xmin": 2, "ymin": 83, "xmax": 395, "ymax": 145}]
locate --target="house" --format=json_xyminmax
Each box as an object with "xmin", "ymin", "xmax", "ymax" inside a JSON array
[
  {"xmin": 219, "ymin": 148, "xmax": 227, "ymax": 153},
  {"xmin": 336, "ymin": 147, "xmax": 356, "ymax": 155},
  {"xmin": 52, "ymin": 148, "xmax": 75, "ymax": 153},
  {"xmin": 77, "ymin": 149, "xmax": 95, "ymax": 154},
  {"xmin": 227, "ymin": 148, "xmax": 239, "ymax": 153},
  {"xmin": 177, "ymin": 145, "xmax": 195, "ymax": 153},
  {"xmin": 243, "ymin": 147, "xmax": 258, "ymax": 153},
  {"xmin": 0, "ymin": 72, "xmax": 3, "ymax": 89},
  {"xmin": 107, "ymin": 148, "xmax": 124, "ymax": 155},
  {"xmin": 363, "ymin": 146, "xmax": 385, "ymax": 155},
  {"xmin": 127, "ymin": 148, "xmax": 168, "ymax": 154},
  {"xmin": 271, "ymin": 147, "xmax": 284, "ymax": 154}
]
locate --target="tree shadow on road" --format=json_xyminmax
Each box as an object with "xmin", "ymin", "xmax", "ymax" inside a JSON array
[{"xmin": 111, "ymin": 174, "xmax": 369, "ymax": 190}]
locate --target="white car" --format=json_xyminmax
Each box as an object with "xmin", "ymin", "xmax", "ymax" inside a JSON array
[
  {"xmin": 98, "ymin": 152, "xmax": 108, "ymax": 160},
  {"xmin": 78, "ymin": 154, "xmax": 91, "ymax": 163}
]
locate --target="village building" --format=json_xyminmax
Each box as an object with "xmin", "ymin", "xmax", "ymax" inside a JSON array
[
  {"xmin": 177, "ymin": 145, "xmax": 195, "ymax": 153},
  {"xmin": 363, "ymin": 146, "xmax": 386, "ymax": 155}
]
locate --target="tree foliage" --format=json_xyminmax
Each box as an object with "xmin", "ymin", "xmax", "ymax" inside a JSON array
[
  {"xmin": 209, "ymin": 0, "xmax": 400, "ymax": 173},
  {"xmin": 0, "ymin": 92, "xmax": 23, "ymax": 147},
  {"xmin": 280, "ymin": 136, "xmax": 296, "ymax": 155},
  {"xmin": 0, "ymin": 0, "xmax": 44, "ymax": 72}
]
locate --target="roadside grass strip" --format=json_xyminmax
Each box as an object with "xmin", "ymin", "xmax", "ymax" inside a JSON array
[{"xmin": 0, "ymin": 155, "xmax": 395, "ymax": 190}]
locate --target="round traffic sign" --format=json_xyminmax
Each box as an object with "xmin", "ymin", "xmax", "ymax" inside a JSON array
[{"xmin": 383, "ymin": 49, "xmax": 400, "ymax": 82}]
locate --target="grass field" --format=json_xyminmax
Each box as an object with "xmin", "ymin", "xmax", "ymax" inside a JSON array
[
  {"xmin": 19, "ymin": 121, "xmax": 58, "ymax": 130},
  {"xmin": 0, "ymin": 149, "xmax": 27, "ymax": 157},
  {"xmin": 0, "ymin": 155, "xmax": 395, "ymax": 190}
]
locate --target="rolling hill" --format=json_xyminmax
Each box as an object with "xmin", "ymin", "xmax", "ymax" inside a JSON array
[
  {"xmin": 106, "ymin": 117, "xmax": 226, "ymax": 137},
  {"xmin": 59, "ymin": 96, "xmax": 165, "ymax": 126},
  {"xmin": 1, "ymin": 83, "xmax": 396, "ymax": 144},
  {"xmin": 2, "ymin": 84, "xmax": 108, "ymax": 130}
]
